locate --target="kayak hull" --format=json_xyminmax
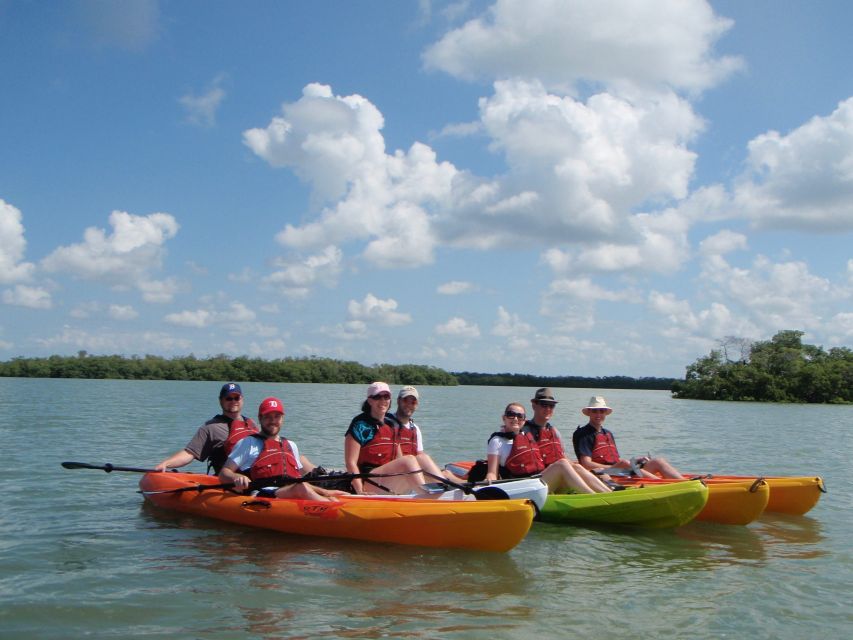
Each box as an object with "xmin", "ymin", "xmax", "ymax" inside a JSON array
[
  {"xmin": 690, "ymin": 474, "xmax": 825, "ymax": 516},
  {"xmin": 613, "ymin": 477, "xmax": 770, "ymax": 525},
  {"xmin": 139, "ymin": 473, "xmax": 534, "ymax": 552},
  {"xmin": 538, "ymin": 480, "xmax": 709, "ymax": 529}
]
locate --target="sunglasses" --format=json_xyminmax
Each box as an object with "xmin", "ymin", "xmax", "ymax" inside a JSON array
[
  {"xmin": 536, "ymin": 401, "xmax": 556, "ymax": 408},
  {"xmin": 504, "ymin": 411, "xmax": 526, "ymax": 420},
  {"xmin": 370, "ymin": 393, "xmax": 392, "ymax": 400},
  {"xmin": 223, "ymin": 395, "xmax": 242, "ymax": 402},
  {"xmin": 587, "ymin": 408, "xmax": 608, "ymax": 413}
]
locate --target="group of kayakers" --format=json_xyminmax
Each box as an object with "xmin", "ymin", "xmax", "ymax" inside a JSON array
[{"xmin": 155, "ymin": 381, "xmax": 684, "ymax": 499}]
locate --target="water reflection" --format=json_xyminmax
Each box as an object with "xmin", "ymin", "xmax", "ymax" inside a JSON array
[
  {"xmin": 140, "ymin": 502, "xmax": 531, "ymax": 638},
  {"xmin": 675, "ymin": 521, "xmax": 768, "ymax": 565},
  {"xmin": 751, "ymin": 513, "xmax": 826, "ymax": 559}
]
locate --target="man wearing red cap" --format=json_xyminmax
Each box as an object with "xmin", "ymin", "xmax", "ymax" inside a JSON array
[
  {"xmin": 219, "ymin": 397, "xmax": 347, "ymax": 500},
  {"xmin": 155, "ymin": 382, "xmax": 257, "ymax": 474}
]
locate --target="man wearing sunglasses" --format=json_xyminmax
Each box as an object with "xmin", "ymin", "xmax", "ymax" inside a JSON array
[
  {"xmin": 155, "ymin": 382, "xmax": 256, "ymax": 474},
  {"xmin": 572, "ymin": 395, "xmax": 684, "ymax": 479},
  {"xmin": 522, "ymin": 388, "xmax": 612, "ymax": 491}
]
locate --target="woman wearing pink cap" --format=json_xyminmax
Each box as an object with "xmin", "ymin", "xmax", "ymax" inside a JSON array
[
  {"xmin": 344, "ymin": 382, "xmax": 430, "ymax": 495},
  {"xmin": 219, "ymin": 397, "xmax": 348, "ymax": 500}
]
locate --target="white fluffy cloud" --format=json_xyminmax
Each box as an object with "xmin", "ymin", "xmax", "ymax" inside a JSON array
[
  {"xmin": 441, "ymin": 80, "xmax": 703, "ymax": 249},
  {"xmin": 435, "ymin": 317, "xmax": 480, "ymax": 338},
  {"xmin": 347, "ymin": 293, "xmax": 412, "ymax": 327},
  {"xmin": 547, "ymin": 277, "xmax": 641, "ymax": 303},
  {"xmin": 700, "ymin": 254, "xmax": 837, "ymax": 332},
  {"xmin": 244, "ymin": 84, "xmax": 452, "ymax": 268},
  {"xmin": 699, "ymin": 229, "xmax": 748, "ymax": 256},
  {"xmin": 423, "ymin": 0, "xmax": 741, "ymax": 93},
  {"xmin": 263, "ymin": 246, "xmax": 343, "ymax": 298},
  {"xmin": 2, "ymin": 284, "xmax": 52, "ymax": 309},
  {"xmin": 437, "ymin": 280, "xmax": 476, "ymax": 295},
  {"xmin": 138, "ymin": 277, "xmax": 182, "ymax": 304},
  {"xmin": 108, "ymin": 304, "xmax": 138, "ymax": 320},
  {"xmin": 36, "ymin": 326, "xmax": 191, "ymax": 353},
  {"xmin": 42, "ymin": 211, "xmax": 179, "ymax": 298},
  {"xmin": 732, "ymin": 97, "xmax": 853, "ymax": 231},
  {"xmin": 164, "ymin": 309, "xmax": 212, "ymax": 329},
  {"xmin": 0, "ymin": 199, "xmax": 36, "ymax": 284},
  {"xmin": 179, "ymin": 74, "xmax": 227, "ymax": 127},
  {"xmin": 164, "ymin": 302, "xmax": 278, "ymax": 338}
]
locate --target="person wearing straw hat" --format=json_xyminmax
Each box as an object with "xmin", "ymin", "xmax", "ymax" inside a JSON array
[
  {"xmin": 482, "ymin": 400, "xmax": 612, "ymax": 493},
  {"xmin": 572, "ymin": 395, "xmax": 684, "ymax": 479},
  {"xmin": 522, "ymin": 388, "xmax": 613, "ymax": 492}
]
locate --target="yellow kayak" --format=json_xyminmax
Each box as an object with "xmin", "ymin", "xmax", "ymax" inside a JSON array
[
  {"xmin": 693, "ymin": 474, "xmax": 826, "ymax": 515},
  {"xmin": 139, "ymin": 472, "xmax": 534, "ymax": 552}
]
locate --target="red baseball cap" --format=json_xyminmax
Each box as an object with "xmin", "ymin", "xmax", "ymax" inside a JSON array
[{"xmin": 258, "ymin": 397, "xmax": 285, "ymax": 416}]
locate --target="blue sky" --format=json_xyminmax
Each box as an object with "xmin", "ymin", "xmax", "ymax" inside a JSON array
[{"xmin": 1, "ymin": 0, "xmax": 852, "ymax": 378}]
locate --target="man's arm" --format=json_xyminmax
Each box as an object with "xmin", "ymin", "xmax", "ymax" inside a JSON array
[
  {"xmin": 155, "ymin": 449, "xmax": 195, "ymax": 472},
  {"xmin": 218, "ymin": 459, "xmax": 250, "ymax": 490}
]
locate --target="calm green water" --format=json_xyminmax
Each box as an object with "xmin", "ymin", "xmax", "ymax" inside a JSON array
[{"xmin": 0, "ymin": 378, "xmax": 849, "ymax": 639}]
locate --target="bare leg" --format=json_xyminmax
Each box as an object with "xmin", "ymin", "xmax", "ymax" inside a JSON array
[
  {"xmin": 569, "ymin": 461, "xmax": 613, "ymax": 492},
  {"xmin": 414, "ymin": 453, "xmax": 468, "ymax": 483},
  {"xmin": 274, "ymin": 483, "xmax": 337, "ymax": 501},
  {"xmin": 643, "ymin": 457, "xmax": 684, "ymax": 479},
  {"xmin": 542, "ymin": 460, "xmax": 610, "ymax": 494},
  {"xmin": 363, "ymin": 455, "xmax": 429, "ymax": 495}
]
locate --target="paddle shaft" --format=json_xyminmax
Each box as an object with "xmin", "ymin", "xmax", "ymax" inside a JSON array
[
  {"xmin": 61, "ymin": 461, "xmax": 175, "ymax": 473},
  {"xmin": 140, "ymin": 469, "xmax": 423, "ymax": 495}
]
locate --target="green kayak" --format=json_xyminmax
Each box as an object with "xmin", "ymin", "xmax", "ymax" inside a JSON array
[{"xmin": 538, "ymin": 479, "xmax": 709, "ymax": 529}]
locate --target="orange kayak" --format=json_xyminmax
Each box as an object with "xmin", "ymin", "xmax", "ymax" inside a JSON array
[
  {"xmin": 139, "ymin": 472, "xmax": 534, "ymax": 552},
  {"xmin": 687, "ymin": 474, "xmax": 826, "ymax": 516}
]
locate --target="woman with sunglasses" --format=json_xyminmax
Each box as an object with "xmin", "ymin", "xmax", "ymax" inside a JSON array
[
  {"xmin": 484, "ymin": 402, "xmax": 612, "ymax": 493},
  {"xmin": 572, "ymin": 395, "xmax": 684, "ymax": 479},
  {"xmin": 344, "ymin": 382, "xmax": 430, "ymax": 495}
]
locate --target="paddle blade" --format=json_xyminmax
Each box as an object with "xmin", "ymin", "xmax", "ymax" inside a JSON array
[
  {"xmin": 473, "ymin": 486, "xmax": 510, "ymax": 501},
  {"xmin": 61, "ymin": 461, "xmax": 101, "ymax": 470}
]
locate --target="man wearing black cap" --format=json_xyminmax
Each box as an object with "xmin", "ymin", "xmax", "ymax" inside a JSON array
[
  {"xmin": 155, "ymin": 382, "xmax": 256, "ymax": 474},
  {"xmin": 523, "ymin": 387, "xmax": 612, "ymax": 492}
]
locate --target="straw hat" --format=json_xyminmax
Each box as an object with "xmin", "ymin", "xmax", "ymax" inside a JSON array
[{"xmin": 581, "ymin": 395, "xmax": 613, "ymax": 416}]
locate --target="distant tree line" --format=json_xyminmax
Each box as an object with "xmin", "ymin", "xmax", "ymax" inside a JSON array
[
  {"xmin": 671, "ymin": 330, "xmax": 853, "ymax": 404},
  {"xmin": 0, "ymin": 353, "xmax": 457, "ymax": 386},
  {"xmin": 0, "ymin": 352, "xmax": 679, "ymax": 390},
  {"xmin": 451, "ymin": 371, "xmax": 676, "ymax": 390}
]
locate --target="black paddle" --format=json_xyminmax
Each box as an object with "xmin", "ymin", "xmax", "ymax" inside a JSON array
[
  {"xmin": 138, "ymin": 469, "xmax": 428, "ymax": 495},
  {"xmin": 420, "ymin": 470, "xmax": 510, "ymax": 501},
  {"xmin": 61, "ymin": 461, "xmax": 179, "ymax": 473}
]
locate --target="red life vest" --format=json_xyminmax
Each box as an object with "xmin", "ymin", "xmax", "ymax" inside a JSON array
[
  {"xmin": 503, "ymin": 432, "xmax": 546, "ymax": 477},
  {"xmin": 396, "ymin": 426, "xmax": 418, "ymax": 457},
  {"xmin": 224, "ymin": 417, "xmax": 259, "ymax": 455},
  {"xmin": 357, "ymin": 421, "xmax": 397, "ymax": 468},
  {"xmin": 249, "ymin": 436, "xmax": 300, "ymax": 481},
  {"xmin": 591, "ymin": 430, "xmax": 620, "ymax": 466},
  {"xmin": 529, "ymin": 424, "xmax": 565, "ymax": 467}
]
